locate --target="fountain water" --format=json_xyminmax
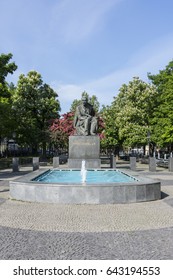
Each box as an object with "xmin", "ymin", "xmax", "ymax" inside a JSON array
[{"xmin": 81, "ymin": 160, "xmax": 87, "ymax": 183}]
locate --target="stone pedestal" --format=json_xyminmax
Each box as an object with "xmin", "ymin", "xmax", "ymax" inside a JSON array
[
  {"xmin": 110, "ymin": 154, "xmax": 116, "ymax": 168},
  {"xmin": 169, "ymin": 157, "xmax": 173, "ymax": 172},
  {"xmin": 12, "ymin": 157, "xmax": 19, "ymax": 172},
  {"xmin": 130, "ymin": 157, "xmax": 136, "ymax": 171},
  {"xmin": 68, "ymin": 136, "xmax": 101, "ymax": 168},
  {"xmin": 149, "ymin": 157, "xmax": 156, "ymax": 172},
  {"xmin": 53, "ymin": 157, "xmax": 59, "ymax": 168}
]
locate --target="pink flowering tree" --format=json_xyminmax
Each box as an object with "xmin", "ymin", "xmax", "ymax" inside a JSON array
[{"xmin": 50, "ymin": 112, "xmax": 75, "ymax": 152}]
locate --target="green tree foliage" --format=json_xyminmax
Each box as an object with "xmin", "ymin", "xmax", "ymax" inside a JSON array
[
  {"xmin": 12, "ymin": 70, "xmax": 61, "ymax": 155},
  {"xmin": 0, "ymin": 53, "xmax": 17, "ymax": 98},
  {"xmin": 102, "ymin": 77, "xmax": 157, "ymax": 151},
  {"xmin": 115, "ymin": 77, "xmax": 157, "ymax": 148},
  {"xmin": 0, "ymin": 53, "xmax": 17, "ymax": 139},
  {"xmin": 148, "ymin": 60, "xmax": 173, "ymax": 150},
  {"xmin": 101, "ymin": 105, "xmax": 119, "ymax": 151}
]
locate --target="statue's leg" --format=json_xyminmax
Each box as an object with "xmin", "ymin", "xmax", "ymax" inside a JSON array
[
  {"xmin": 76, "ymin": 124, "xmax": 85, "ymax": 135},
  {"xmin": 84, "ymin": 117, "xmax": 92, "ymax": 135},
  {"xmin": 90, "ymin": 117, "xmax": 98, "ymax": 135}
]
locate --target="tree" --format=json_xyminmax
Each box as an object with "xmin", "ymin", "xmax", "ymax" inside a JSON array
[
  {"xmin": 12, "ymin": 70, "xmax": 61, "ymax": 156},
  {"xmin": 100, "ymin": 105, "xmax": 120, "ymax": 154},
  {"xmin": 50, "ymin": 112, "xmax": 75, "ymax": 151},
  {"xmin": 102, "ymin": 77, "xmax": 157, "ymax": 153},
  {"xmin": 0, "ymin": 53, "xmax": 17, "ymax": 98},
  {"xmin": 148, "ymin": 60, "xmax": 173, "ymax": 151},
  {"xmin": 0, "ymin": 53, "xmax": 17, "ymax": 140},
  {"xmin": 114, "ymin": 77, "xmax": 157, "ymax": 149}
]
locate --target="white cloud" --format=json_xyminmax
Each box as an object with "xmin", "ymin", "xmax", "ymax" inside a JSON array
[
  {"xmin": 51, "ymin": 82, "xmax": 83, "ymax": 112},
  {"xmin": 56, "ymin": 83, "xmax": 83, "ymax": 101},
  {"xmin": 49, "ymin": 0, "xmax": 121, "ymax": 44},
  {"xmin": 55, "ymin": 33, "xmax": 173, "ymax": 113}
]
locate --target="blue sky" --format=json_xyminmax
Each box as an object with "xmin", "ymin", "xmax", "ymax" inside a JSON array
[{"xmin": 1, "ymin": 0, "xmax": 173, "ymax": 113}]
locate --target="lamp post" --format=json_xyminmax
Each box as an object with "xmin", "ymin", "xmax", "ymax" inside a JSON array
[
  {"xmin": 12, "ymin": 132, "xmax": 16, "ymax": 157},
  {"xmin": 147, "ymin": 131, "xmax": 151, "ymax": 157}
]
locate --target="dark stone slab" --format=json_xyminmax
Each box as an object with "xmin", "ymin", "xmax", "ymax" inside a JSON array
[
  {"xmin": 125, "ymin": 185, "xmax": 136, "ymax": 203},
  {"xmin": 69, "ymin": 136, "xmax": 100, "ymax": 159},
  {"xmin": 136, "ymin": 184, "xmax": 146, "ymax": 201},
  {"xmin": 113, "ymin": 186, "xmax": 126, "ymax": 203}
]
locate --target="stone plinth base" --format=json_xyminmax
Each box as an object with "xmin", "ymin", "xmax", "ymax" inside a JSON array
[
  {"xmin": 68, "ymin": 159, "xmax": 101, "ymax": 168},
  {"xmin": 68, "ymin": 135, "xmax": 100, "ymax": 168}
]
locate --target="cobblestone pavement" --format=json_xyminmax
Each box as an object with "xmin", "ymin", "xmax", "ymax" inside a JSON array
[{"xmin": 0, "ymin": 164, "xmax": 173, "ymax": 259}]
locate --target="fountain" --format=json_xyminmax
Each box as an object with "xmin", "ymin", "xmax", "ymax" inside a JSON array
[
  {"xmin": 81, "ymin": 160, "xmax": 87, "ymax": 183},
  {"xmin": 9, "ymin": 166, "xmax": 161, "ymax": 204}
]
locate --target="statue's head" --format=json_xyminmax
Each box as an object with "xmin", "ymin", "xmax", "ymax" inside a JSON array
[{"xmin": 81, "ymin": 96, "xmax": 88, "ymax": 105}]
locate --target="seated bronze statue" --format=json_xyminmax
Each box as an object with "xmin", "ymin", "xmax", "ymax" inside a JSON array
[{"xmin": 73, "ymin": 96, "xmax": 98, "ymax": 136}]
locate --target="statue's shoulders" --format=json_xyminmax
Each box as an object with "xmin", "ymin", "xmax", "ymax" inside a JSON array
[
  {"xmin": 87, "ymin": 103, "xmax": 93, "ymax": 109},
  {"xmin": 77, "ymin": 104, "xmax": 83, "ymax": 110}
]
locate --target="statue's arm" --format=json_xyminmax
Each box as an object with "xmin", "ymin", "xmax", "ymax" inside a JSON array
[
  {"xmin": 73, "ymin": 114, "xmax": 78, "ymax": 127},
  {"xmin": 77, "ymin": 106, "xmax": 89, "ymax": 118}
]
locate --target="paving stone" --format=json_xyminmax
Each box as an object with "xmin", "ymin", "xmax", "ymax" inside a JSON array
[{"xmin": 0, "ymin": 226, "xmax": 173, "ymax": 259}]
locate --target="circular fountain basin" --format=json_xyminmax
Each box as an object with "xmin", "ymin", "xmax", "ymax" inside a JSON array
[{"xmin": 9, "ymin": 169, "xmax": 161, "ymax": 204}]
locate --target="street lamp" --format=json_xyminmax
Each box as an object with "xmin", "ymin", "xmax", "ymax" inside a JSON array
[
  {"xmin": 147, "ymin": 131, "xmax": 150, "ymax": 157},
  {"xmin": 12, "ymin": 132, "xmax": 16, "ymax": 157}
]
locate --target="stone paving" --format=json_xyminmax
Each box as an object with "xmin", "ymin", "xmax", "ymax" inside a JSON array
[{"xmin": 0, "ymin": 163, "xmax": 173, "ymax": 259}]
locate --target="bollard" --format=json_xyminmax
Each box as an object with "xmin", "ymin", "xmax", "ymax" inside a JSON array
[
  {"xmin": 169, "ymin": 157, "xmax": 173, "ymax": 172},
  {"xmin": 12, "ymin": 157, "xmax": 19, "ymax": 172},
  {"xmin": 149, "ymin": 157, "xmax": 156, "ymax": 172},
  {"xmin": 53, "ymin": 157, "xmax": 59, "ymax": 168},
  {"xmin": 130, "ymin": 157, "xmax": 136, "ymax": 171},
  {"xmin": 33, "ymin": 157, "xmax": 39, "ymax": 171},
  {"xmin": 110, "ymin": 154, "xmax": 116, "ymax": 168}
]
